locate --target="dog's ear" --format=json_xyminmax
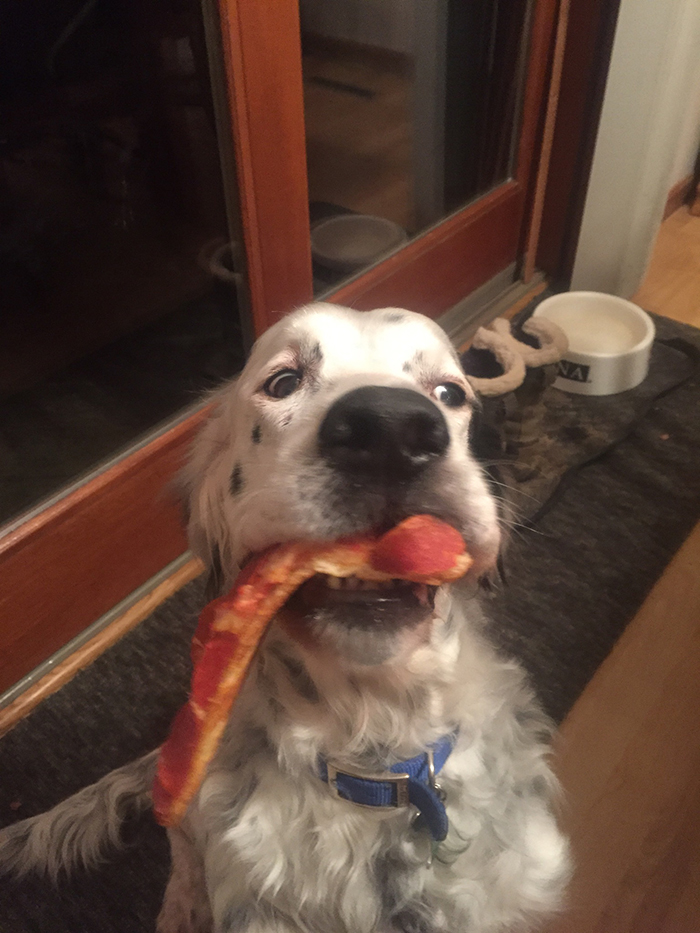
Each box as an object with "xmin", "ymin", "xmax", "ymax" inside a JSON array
[
  {"xmin": 468, "ymin": 398, "xmax": 511, "ymax": 594},
  {"xmin": 478, "ymin": 551, "xmax": 508, "ymax": 594},
  {"xmin": 178, "ymin": 383, "xmax": 240, "ymax": 596},
  {"xmin": 468, "ymin": 396, "xmax": 506, "ymax": 464},
  {"xmin": 204, "ymin": 545, "xmax": 225, "ymax": 601}
]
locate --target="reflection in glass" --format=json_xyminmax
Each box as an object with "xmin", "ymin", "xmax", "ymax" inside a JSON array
[
  {"xmin": 0, "ymin": 0, "xmax": 244, "ymax": 525},
  {"xmin": 301, "ymin": 0, "xmax": 531, "ymax": 291}
]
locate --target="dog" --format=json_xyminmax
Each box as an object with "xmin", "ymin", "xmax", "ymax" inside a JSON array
[{"xmin": 0, "ymin": 303, "xmax": 570, "ymax": 932}]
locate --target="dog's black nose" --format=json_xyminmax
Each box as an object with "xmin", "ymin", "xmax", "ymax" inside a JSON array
[{"xmin": 319, "ymin": 386, "xmax": 449, "ymax": 481}]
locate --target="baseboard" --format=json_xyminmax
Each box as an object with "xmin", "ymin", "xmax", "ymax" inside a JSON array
[{"xmin": 664, "ymin": 173, "xmax": 694, "ymax": 221}]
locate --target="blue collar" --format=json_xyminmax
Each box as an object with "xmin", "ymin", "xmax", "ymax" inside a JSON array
[{"xmin": 318, "ymin": 733, "xmax": 456, "ymax": 841}]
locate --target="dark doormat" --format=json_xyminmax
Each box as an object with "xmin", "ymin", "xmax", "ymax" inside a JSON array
[
  {"xmin": 1, "ymin": 313, "xmax": 699, "ymax": 932},
  {"xmin": 477, "ymin": 311, "xmax": 700, "ymax": 723}
]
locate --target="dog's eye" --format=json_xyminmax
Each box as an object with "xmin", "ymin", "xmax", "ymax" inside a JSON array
[
  {"xmin": 263, "ymin": 369, "xmax": 303, "ymax": 399},
  {"xmin": 434, "ymin": 382, "xmax": 467, "ymax": 408}
]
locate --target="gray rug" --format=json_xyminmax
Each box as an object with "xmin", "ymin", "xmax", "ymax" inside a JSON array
[
  {"xmin": 477, "ymin": 312, "xmax": 700, "ymax": 722},
  {"xmin": 1, "ymin": 313, "xmax": 699, "ymax": 931}
]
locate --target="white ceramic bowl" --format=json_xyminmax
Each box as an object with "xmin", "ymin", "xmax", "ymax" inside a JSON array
[
  {"xmin": 533, "ymin": 291, "xmax": 655, "ymax": 396},
  {"xmin": 311, "ymin": 214, "xmax": 408, "ymax": 272}
]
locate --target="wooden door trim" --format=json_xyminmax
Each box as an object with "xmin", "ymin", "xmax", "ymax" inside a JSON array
[
  {"xmin": 0, "ymin": 408, "xmax": 208, "ymax": 695},
  {"xmin": 536, "ymin": 0, "xmax": 622, "ymax": 283},
  {"xmin": 217, "ymin": 0, "xmax": 314, "ymax": 332},
  {"xmin": 221, "ymin": 0, "xmax": 559, "ymax": 330},
  {"xmin": 0, "ymin": 556, "xmax": 204, "ymax": 731},
  {"xmin": 514, "ymin": 0, "xmax": 558, "ymax": 194}
]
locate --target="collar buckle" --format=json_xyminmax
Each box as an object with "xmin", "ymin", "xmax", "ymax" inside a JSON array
[{"xmin": 325, "ymin": 761, "xmax": 410, "ymax": 809}]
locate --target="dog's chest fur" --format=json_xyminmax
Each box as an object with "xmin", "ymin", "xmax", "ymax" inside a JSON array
[{"xmin": 190, "ymin": 594, "xmax": 567, "ymax": 933}]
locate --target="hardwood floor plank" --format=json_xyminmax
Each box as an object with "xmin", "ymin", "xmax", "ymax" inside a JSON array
[
  {"xmin": 539, "ymin": 201, "xmax": 700, "ymax": 933},
  {"xmin": 543, "ymin": 522, "xmax": 700, "ymax": 933},
  {"xmin": 633, "ymin": 207, "xmax": 700, "ymax": 328}
]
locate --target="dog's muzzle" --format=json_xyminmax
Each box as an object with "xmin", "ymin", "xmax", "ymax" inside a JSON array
[{"xmin": 319, "ymin": 386, "xmax": 449, "ymax": 482}]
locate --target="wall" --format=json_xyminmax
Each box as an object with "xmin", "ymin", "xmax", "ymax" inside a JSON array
[
  {"xmin": 571, "ymin": 0, "xmax": 700, "ymax": 297},
  {"xmin": 669, "ymin": 79, "xmax": 700, "ymax": 188}
]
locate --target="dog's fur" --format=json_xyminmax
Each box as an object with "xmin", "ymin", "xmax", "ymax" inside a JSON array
[{"xmin": 0, "ymin": 303, "xmax": 570, "ymax": 932}]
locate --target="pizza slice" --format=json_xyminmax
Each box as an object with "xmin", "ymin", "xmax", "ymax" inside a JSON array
[{"xmin": 153, "ymin": 515, "xmax": 471, "ymax": 826}]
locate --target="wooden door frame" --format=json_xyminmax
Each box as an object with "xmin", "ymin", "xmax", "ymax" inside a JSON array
[
  {"xmin": 0, "ymin": 0, "xmax": 619, "ymax": 700},
  {"xmin": 221, "ymin": 0, "xmax": 559, "ymax": 323},
  {"xmin": 217, "ymin": 0, "xmax": 314, "ymax": 332},
  {"xmin": 536, "ymin": 0, "xmax": 622, "ymax": 283}
]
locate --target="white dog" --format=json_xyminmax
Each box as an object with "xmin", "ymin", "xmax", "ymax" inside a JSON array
[{"xmin": 0, "ymin": 303, "xmax": 570, "ymax": 932}]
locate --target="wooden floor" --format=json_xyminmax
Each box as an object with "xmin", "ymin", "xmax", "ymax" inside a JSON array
[
  {"xmin": 542, "ymin": 207, "xmax": 700, "ymax": 932},
  {"xmin": 634, "ymin": 207, "xmax": 700, "ymax": 329}
]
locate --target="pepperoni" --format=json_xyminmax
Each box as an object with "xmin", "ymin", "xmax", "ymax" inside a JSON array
[{"xmin": 371, "ymin": 515, "xmax": 467, "ymax": 580}]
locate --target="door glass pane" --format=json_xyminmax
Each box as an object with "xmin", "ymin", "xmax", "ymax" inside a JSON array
[
  {"xmin": 0, "ymin": 0, "xmax": 246, "ymax": 526},
  {"xmin": 301, "ymin": 0, "xmax": 532, "ymax": 293}
]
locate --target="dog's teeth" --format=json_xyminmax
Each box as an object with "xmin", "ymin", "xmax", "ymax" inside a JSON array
[{"xmin": 322, "ymin": 574, "xmax": 404, "ymax": 592}]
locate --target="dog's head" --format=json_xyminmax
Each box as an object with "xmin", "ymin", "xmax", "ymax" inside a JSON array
[{"xmin": 183, "ymin": 303, "xmax": 500, "ymax": 664}]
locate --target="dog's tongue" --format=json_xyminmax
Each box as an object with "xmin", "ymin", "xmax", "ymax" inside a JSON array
[{"xmin": 153, "ymin": 515, "xmax": 470, "ymax": 827}]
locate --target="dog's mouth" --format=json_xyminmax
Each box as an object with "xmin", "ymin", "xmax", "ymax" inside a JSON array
[
  {"xmin": 296, "ymin": 573, "xmax": 435, "ymax": 610},
  {"xmin": 283, "ymin": 573, "xmax": 437, "ymax": 635}
]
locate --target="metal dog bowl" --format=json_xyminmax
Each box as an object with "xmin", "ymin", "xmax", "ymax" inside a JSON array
[{"xmin": 311, "ymin": 214, "xmax": 408, "ymax": 273}]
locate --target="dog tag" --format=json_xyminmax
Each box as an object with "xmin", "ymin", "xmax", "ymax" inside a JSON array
[{"xmin": 411, "ymin": 812, "xmax": 439, "ymax": 868}]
